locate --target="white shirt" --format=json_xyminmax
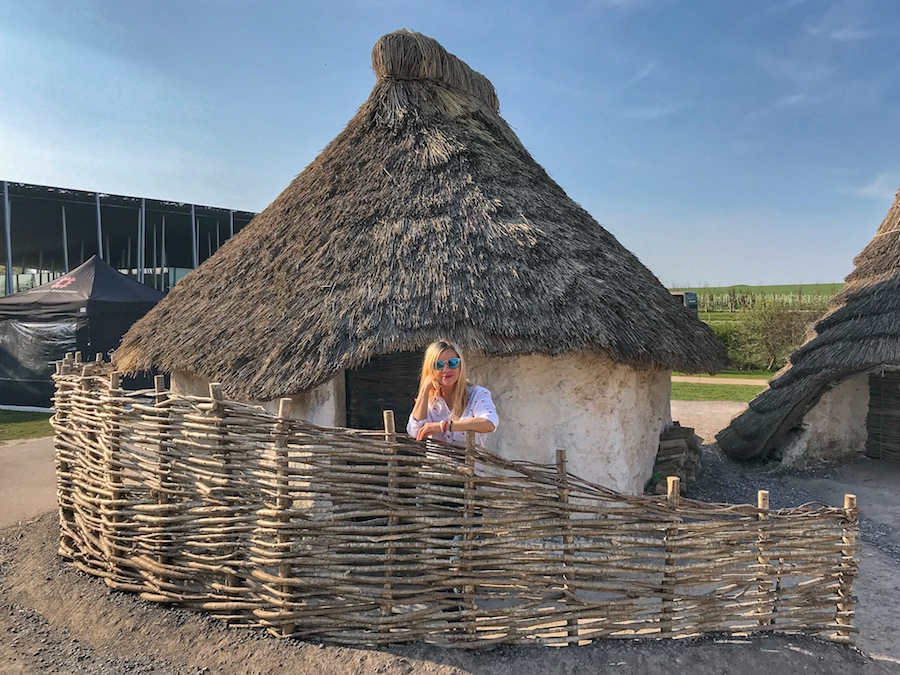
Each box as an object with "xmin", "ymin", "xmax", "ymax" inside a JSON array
[{"xmin": 407, "ymin": 385, "xmax": 499, "ymax": 446}]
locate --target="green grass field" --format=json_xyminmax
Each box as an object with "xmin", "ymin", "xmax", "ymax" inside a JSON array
[
  {"xmin": 0, "ymin": 410, "xmax": 54, "ymax": 441},
  {"xmin": 671, "ymin": 283, "xmax": 843, "ymax": 296},
  {"xmin": 671, "ymin": 382, "xmax": 766, "ymax": 402}
]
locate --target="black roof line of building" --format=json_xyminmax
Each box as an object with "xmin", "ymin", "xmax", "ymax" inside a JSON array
[{"xmin": 3, "ymin": 180, "xmax": 257, "ymax": 219}]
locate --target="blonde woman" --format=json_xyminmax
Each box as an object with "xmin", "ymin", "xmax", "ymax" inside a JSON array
[{"xmin": 407, "ymin": 339, "xmax": 498, "ymax": 445}]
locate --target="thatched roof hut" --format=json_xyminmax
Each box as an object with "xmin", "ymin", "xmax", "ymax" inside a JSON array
[
  {"xmin": 115, "ymin": 30, "xmax": 726, "ymax": 493},
  {"xmin": 718, "ymin": 188, "xmax": 900, "ymax": 463}
]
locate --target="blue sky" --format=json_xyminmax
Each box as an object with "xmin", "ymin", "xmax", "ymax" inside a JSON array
[{"xmin": 1, "ymin": 0, "xmax": 898, "ymax": 286}]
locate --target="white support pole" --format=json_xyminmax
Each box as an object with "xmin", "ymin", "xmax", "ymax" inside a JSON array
[
  {"xmin": 137, "ymin": 198, "xmax": 145, "ymax": 282},
  {"xmin": 191, "ymin": 204, "xmax": 198, "ymax": 268},
  {"xmin": 161, "ymin": 215, "xmax": 167, "ymax": 290},
  {"xmin": 152, "ymin": 221, "xmax": 158, "ymax": 290},
  {"xmin": 95, "ymin": 193, "xmax": 103, "ymax": 260},
  {"xmin": 3, "ymin": 181, "xmax": 12, "ymax": 294},
  {"xmin": 61, "ymin": 205, "xmax": 70, "ymax": 272}
]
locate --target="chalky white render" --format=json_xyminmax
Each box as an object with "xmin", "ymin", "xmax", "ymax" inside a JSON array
[{"xmin": 173, "ymin": 349, "xmax": 671, "ymax": 495}]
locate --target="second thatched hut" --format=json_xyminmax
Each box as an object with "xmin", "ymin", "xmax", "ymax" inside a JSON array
[
  {"xmin": 718, "ymin": 188, "xmax": 900, "ymax": 465},
  {"xmin": 115, "ymin": 30, "xmax": 726, "ymax": 494}
]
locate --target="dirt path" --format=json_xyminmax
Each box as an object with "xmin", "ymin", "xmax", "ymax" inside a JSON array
[
  {"xmin": 671, "ymin": 400, "xmax": 747, "ymax": 442},
  {"xmin": 0, "ymin": 437, "xmax": 55, "ymax": 528},
  {"xmin": 672, "ymin": 375, "xmax": 769, "ymax": 385}
]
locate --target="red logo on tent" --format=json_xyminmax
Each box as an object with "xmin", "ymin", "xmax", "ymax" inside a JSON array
[{"xmin": 51, "ymin": 276, "xmax": 76, "ymax": 289}]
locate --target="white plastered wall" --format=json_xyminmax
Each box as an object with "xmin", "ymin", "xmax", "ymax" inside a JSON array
[
  {"xmin": 779, "ymin": 373, "xmax": 869, "ymax": 466},
  {"xmin": 171, "ymin": 370, "xmax": 346, "ymax": 427},
  {"xmin": 173, "ymin": 353, "xmax": 670, "ymax": 495},
  {"xmin": 466, "ymin": 351, "xmax": 672, "ymax": 495}
]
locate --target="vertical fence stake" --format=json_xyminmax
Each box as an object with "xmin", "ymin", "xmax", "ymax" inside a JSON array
[
  {"xmin": 275, "ymin": 398, "xmax": 294, "ymax": 637},
  {"xmin": 153, "ymin": 375, "xmax": 171, "ymax": 570},
  {"xmin": 661, "ymin": 476, "xmax": 680, "ymax": 637},
  {"xmin": 209, "ymin": 383, "xmax": 240, "ymax": 598},
  {"xmin": 381, "ymin": 410, "xmax": 398, "ymax": 617},
  {"xmin": 54, "ymin": 355, "xmax": 77, "ymax": 557},
  {"xmin": 756, "ymin": 490, "xmax": 773, "ymax": 627},
  {"xmin": 836, "ymin": 494, "xmax": 858, "ymax": 641},
  {"xmin": 101, "ymin": 371, "xmax": 123, "ymax": 575},
  {"xmin": 463, "ymin": 430, "xmax": 477, "ymax": 634},
  {"xmin": 556, "ymin": 448, "xmax": 578, "ymax": 642}
]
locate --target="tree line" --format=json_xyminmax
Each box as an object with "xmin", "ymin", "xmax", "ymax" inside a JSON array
[{"xmin": 701, "ymin": 295, "xmax": 832, "ymax": 371}]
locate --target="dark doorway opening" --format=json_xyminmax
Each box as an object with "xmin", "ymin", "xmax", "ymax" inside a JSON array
[{"xmin": 345, "ymin": 351, "xmax": 421, "ymax": 431}]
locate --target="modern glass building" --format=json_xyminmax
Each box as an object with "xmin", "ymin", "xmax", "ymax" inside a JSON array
[{"xmin": 1, "ymin": 181, "xmax": 257, "ymax": 295}]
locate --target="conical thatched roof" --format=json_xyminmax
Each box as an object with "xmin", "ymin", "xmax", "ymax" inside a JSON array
[
  {"xmin": 718, "ymin": 188, "xmax": 900, "ymax": 460},
  {"xmin": 114, "ymin": 30, "xmax": 727, "ymax": 401}
]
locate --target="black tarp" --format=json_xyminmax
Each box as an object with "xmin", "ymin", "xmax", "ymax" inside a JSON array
[{"xmin": 0, "ymin": 256, "xmax": 164, "ymax": 407}]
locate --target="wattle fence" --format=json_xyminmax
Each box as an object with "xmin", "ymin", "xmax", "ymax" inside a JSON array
[{"xmin": 52, "ymin": 354, "xmax": 858, "ymax": 647}]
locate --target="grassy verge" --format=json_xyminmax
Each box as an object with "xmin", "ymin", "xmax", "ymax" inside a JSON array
[
  {"xmin": 671, "ymin": 382, "xmax": 766, "ymax": 402},
  {"xmin": 674, "ymin": 369, "xmax": 772, "ymax": 380},
  {"xmin": 0, "ymin": 410, "xmax": 54, "ymax": 441}
]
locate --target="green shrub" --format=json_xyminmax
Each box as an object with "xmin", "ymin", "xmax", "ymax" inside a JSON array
[{"xmin": 704, "ymin": 299, "xmax": 828, "ymax": 372}]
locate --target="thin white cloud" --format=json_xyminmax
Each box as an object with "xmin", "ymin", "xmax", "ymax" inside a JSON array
[
  {"xmin": 805, "ymin": 23, "xmax": 876, "ymax": 41},
  {"xmin": 847, "ymin": 174, "xmax": 900, "ymax": 200},
  {"xmin": 776, "ymin": 93, "xmax": 812, "ymax": 107},
  {"xmin": 746, "ymin": 92, "xmax": 814, "ymax": 117},
  {"xmin": 587, "ymin": 0, "xmax": 662, "ymax": 10},
  {"xmin": 628, "ymin": 61, "xmax": 656, "ymax": 85},
  {"xmin": 804, "ymin": 1, "xmax": 878, "ymax": 42},
  {"xmin": 617, "ymin": 104, "xmax": 681, "ymax": 121}
]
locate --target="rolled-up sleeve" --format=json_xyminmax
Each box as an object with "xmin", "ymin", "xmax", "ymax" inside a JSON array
[
  {"xmin": 469, "ymin": 387, "xmax": 499, "ymax": 431},
  {"xmin": 407, "ymin": 412, "xmax": 427, "ymax": 438}
]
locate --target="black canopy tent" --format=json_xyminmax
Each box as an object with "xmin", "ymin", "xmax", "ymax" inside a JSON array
[{"xmin": 0, "ymin": 255, "xmax": 164, "ymax": 407}]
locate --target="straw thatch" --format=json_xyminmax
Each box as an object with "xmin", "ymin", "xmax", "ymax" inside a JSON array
[
  {"xmin": 114, "ymin": 30, "xmax": 726, "ymax": 401},
  {"xmin": 718, "ymin": 188, "xmax": 900, "ymax": 460}
]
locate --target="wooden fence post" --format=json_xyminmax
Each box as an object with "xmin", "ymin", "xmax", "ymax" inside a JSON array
[
  {"xmin": 275, "ymin": 398, "xmax": 294, "ymax": 637},
  {"xmin": 101, "ymin": 371, "xmax": 124, "ymax": 574},
  {"xmin": 154, "ymin": 375, "xmax": 171, "ymax": 568},
  {"xmin": 661, "ymin": 476, "xmax": 680, "ymax": 637},
  {"xmin": 209, "ymin": 383, "xmax": 240, "ymax": 595},
  {"xmin": 556, "ymin": 448, "xmax": 578, "ymax": 641},
  {"xmin": 756, "ymin": 490, "xmax": 773, "ymax": 627},
  {"xmin": 463, "ymin": 430, "xmax": 477, "ymax": 632},
  {"xmin": 836, "ymin": 493, "xmax": 858, "ymax": 641},
  {"xmin": 381, "ymin": 410, "xmax": 398, "ymax": 616},
  {"xmin": 54, "ymin": 357, "xmax": 77, "ymax": 557}
]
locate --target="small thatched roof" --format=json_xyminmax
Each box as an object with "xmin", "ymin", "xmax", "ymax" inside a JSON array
[
  {"xmin": 114, "ymin": 29, "xmax": 726, "ymax": 401},
  {"xmin": 718, "ymin": 188, "xmax": 900, "ymax": 460}
]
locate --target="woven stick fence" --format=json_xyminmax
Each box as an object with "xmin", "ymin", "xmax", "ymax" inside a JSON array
[{"xmin": 52, "ymin": 354, "xmax": 859, "ymax": 647}]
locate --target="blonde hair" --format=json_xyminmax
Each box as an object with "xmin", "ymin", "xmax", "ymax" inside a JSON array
[{"xmin": 419, "ymin": 339, "xmax": 469, "ymax": 419}]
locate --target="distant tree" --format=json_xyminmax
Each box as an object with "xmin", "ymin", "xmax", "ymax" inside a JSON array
[{"xmin": 737, "ymin": 299, "xmax": 826, "ymax": 370}]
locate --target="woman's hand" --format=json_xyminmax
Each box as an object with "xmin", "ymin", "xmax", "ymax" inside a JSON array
[
  {"xmin": 418, "ymin": 378, "xmax": 436, "ymax": 399},
  {"xmin": 416, "ymin": 421, "xmax": 443, "ymax": 441}
]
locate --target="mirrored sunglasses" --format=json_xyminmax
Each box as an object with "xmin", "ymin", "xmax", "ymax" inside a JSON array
[{"xmin": 435, "ymin": 358, "xmax": 460, "ymax": 370}]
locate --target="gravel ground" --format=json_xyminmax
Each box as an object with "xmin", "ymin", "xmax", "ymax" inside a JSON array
[{"xmin": 690, "ymin": 445, "xmax": 900, "ymax": 563}]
